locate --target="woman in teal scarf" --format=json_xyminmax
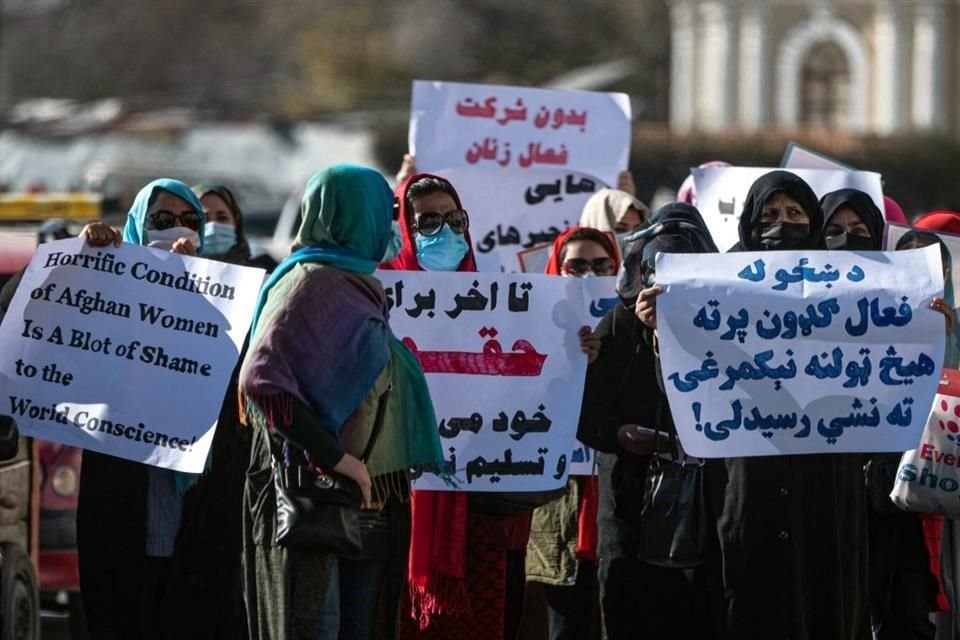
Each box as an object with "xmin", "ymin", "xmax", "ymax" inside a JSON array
[{"xmin": 239, "ymin": 165, "xmax": 445, "ymax": 640}]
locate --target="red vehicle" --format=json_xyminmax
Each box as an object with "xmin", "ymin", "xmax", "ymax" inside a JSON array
[{"xmin": 36, "ymin": 442, "xmax": 82, "ymax": 608}]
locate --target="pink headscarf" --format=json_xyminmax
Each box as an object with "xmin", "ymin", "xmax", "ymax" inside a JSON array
[{"xmin": 883, "ymin": 196, "xmax": 907, "ymax": 224}]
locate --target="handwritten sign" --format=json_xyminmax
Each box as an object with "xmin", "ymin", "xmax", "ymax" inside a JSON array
[
  {"xmin": 656, "ymin": 248, "xmax": 945, "ymax": 458},
  {"xmin": 0, "ymin": 238, "xmax": 263, "ymax": 472},
  {"xmin": 885, "ymin": 223, "xmax": 960, "ymax": 370},
  {"xmin": 376, "ymin": 270, "xmax": 588, "ymax": 491},
  {"xmin": 692, "ymin": 167, "xmax": 884, "ymax": 251},
  {"xmin": 438, "ymin": 167, "xmax": 605, "ymax": 272},
  {"xmin": 410, "ymin": 80, "xmax": 630, "ymax": 186}
]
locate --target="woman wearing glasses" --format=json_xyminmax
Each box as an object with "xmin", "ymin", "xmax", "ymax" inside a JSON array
[
  {"xmin": 385, "ymin": 174, "xmax": 538, "ymax": 640},
  {"xmin": 77, "ymin": 179, "xmax": 211, "ymax": 640},
  {"xmin": 525, "ymin": 226, "xmax": 617, "ymax": 639}
]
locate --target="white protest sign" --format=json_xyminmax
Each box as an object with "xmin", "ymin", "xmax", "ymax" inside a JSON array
[
  {"xmin": 568, "ymin": 276, "xmax": 619, "ymax": 475},
  {"xmin": 656, "ymin": 248, "xmax": 945, "ymax": 458},
  {"xmin": 411, "ymin": 80, "xmax": 630, "ymax": 186},
  {"xmin": 692, "ymin": 167, "xmax": 884, "ymax": 251},
  {"xmin": 885, "ymin": 223, "xmax": 960, "ymax": 370},
  {"xmin": 0, "ymin": 238, "xmax": 264, "ymax": 471},
  {"xmin": 439, "ymin": 167, "xmax": 605, "ymax": 272},
  {"xmin": 781, "ymin": 142, "xmax": 856, "ymax": 172},
  {"xmin": 376, "ymin": 270, "xmax": 588, "ymax": 491}
]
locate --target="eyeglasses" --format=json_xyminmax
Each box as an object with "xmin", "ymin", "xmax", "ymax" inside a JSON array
[
  {"xmin": 148, "ymin": 210, "xmax": 202, "ymax": 231},
  {"xmin": 562, "ymin": 257, "xmax": 615, "ymax": 276},
  {"xmin": 412, "ymin": 209, "xmax": 469, "ymax": 236}
]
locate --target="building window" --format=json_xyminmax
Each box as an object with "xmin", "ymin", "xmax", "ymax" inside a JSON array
[{"xmin": 800, "ymin": 41, "xmax": 850, "ymax": 128}]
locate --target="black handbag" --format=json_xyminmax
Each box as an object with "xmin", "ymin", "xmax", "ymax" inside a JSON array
[
  {"xmin": 274, "ymin": 388, "xmax": 390, "ymax": 553},
  {"xmin": 864, "ymin": 454, "xmax": 905, "ymax": 515},
  {"xmin": 637, "ymin": 398, "xmax": 708, "ymax": 569}
]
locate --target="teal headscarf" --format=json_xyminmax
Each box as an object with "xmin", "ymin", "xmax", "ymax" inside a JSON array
[
  {"xmin": 123, "ymin": 179, "xmax": 207, "ymax": 253},
  {"xmin": 249, "ymin": 165, "xmax": 393, "ymax": 334}
]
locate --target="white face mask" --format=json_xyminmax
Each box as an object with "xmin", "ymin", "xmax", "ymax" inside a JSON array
[
  {"xmin": 146, "ymin": 227, "xmax": 200, "ymax": 251},
  {"xmin": 581, "ymin": 271, "xmax": 598, "ymax": 279}
]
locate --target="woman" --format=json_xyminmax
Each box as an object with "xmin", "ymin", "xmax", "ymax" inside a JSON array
[
  {"xmin": 822, "ymin": 189, "xmax": 939, "ymax": 640},
  {"xmin": 525, "ymin": 226, "xmax": 616, "ymax": 640},
  {"xmin": 578, "ymin": 188, "xmax": 649, "ymax": 235},
  {"xmin": 239, "ymin": 165, "xmax": 445, "ymax": 640},
  {"xmin": 191, "ymin": 184, "xmax": 252, "ymax": 264},
  {"xmin": 77, "ymin": 179, "xmax": 208, "ymax": 640},
  {"xmin": 386, "ymin": 173, "xmax": 538, "ymax": 640},
  {"xmin": 577, "ymin": 203, "xmax": 717, "ymax": 640},
  {"xmin": 639, "ymin": 171, "xmax": 870, "ymax": 639}
]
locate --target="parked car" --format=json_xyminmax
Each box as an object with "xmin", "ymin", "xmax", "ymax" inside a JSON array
[{"xmin": 0, "ymin": 416, "xmax": 40, "ymax": 640}]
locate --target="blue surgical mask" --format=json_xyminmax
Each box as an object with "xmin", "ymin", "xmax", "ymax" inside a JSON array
[
  {"xmin": 415, "ymin": 226, "xmax": 469, "ymax": 271},
  {"xmin": 382, "ymin": 220, "xmax": 403, "ymax": 263},
  {"xmin": 202, "ymin": 222, "xmax": 236, "ymax": 255}
]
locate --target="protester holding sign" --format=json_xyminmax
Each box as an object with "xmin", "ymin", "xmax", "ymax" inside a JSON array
[
  {"xmin": 820, "ymin": 189, "xmax": 940, "ymax": 639},
  {"xmin": 387, "ymin": 173, "xmax": 536, "ymax": 640},
  {"xmin": 525, "ymin": 226, "xmax": 616, "ymax": 640},
  {"xmin": 643, "ymin": 172, "xmax": 872, "ymax": 638},
  {"xmin": 575, "ymin": 203, "xmax": 717, "ymax": 640},
  {"xmin": 76, "ymin": 179, "xmax": 211, "ymax": 639},
  {"xmin": 238, "ymin": 165, "xmax": 445, "ymax": 640}
]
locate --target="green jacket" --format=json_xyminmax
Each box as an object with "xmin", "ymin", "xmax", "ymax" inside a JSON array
[{"xmin": 525, "ymin": 478, "xmax": 582, "ymax": 586}]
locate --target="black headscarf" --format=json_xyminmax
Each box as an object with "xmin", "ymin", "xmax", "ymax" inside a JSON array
[
  {"xmin": 617, "ymin": 202, "xmax": 718, "ymax": 305},
  {"xmin": 736, "ymin": 170, "xmax": 824, "ymax": 252},
  {"xmin": 819, "ymin": 188, "xmax": 884, "ymax": 250}
]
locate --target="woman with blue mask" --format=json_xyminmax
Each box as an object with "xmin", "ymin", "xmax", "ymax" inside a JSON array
[
  {"xmin": 192, "ymin": 184, "xmax": 252, "ymax": 265},
  {"xmin": 381, "ymin": 174, "xmax": 476, "ymax": 272}
]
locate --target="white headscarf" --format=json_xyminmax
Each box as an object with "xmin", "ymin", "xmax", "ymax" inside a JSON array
[{"xmin": 578, "ymin": 188, "xmax": 649, "ymax": 232}]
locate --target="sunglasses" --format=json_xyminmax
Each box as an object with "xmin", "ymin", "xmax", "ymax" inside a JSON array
[
  {"xmin": 562, "ymin": 257, "xmax": 616, "ymax": 276},
  {"xmin": 148, "ymin": 210, "xmax": 202, "ymax": 231},
  {"xmin": 412, "ymin": 209, "xmax": 469, "ymax": 236}
]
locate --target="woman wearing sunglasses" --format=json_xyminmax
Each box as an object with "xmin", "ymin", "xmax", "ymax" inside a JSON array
[
  {"xmin": 386, "ymin": 174, "xmax": 539, "ymax": 640},
  {"xmin": 525, "ymin": 226, "xmax": 618, "ymax": 639},
  {"xmin": 77, "ymin": 179, "xmax": 211, "ymax": 639}
]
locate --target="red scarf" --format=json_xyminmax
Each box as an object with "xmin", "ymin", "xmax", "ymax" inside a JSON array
[
  {"xmin": 384, "ymin": 173, "xmax": 476, "ymax": 627},
  {"xmin": 380, "ymin": 172, "xmax": 477, "ymax": 272}
]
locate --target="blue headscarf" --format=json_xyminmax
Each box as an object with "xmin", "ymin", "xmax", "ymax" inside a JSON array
[{"xmin": 122, "ymin": 179, "xmax": 207, "ymax": 253}]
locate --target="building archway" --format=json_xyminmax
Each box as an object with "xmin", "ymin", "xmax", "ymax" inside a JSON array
[{"xmin": 776, "ymin": 16, "xmax": 868, "ymax": 132}]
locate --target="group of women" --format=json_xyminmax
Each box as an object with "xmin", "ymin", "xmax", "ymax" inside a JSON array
[{"xmin": 11, "ymin": 161, "xmax": 960, "ymax": 640}]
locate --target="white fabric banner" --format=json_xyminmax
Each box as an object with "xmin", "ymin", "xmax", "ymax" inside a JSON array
[
  {"xmin": 410, "ymin": 80, "xmax": 630, "ymax": 187},
  {"xmin": 0, "ymin": 238, "xmax": 264, "ymax": 472},
  {"xmin": 656, "ymin": 248, "xmax": 945, "ymax": 458},
  {"xmin": 692, "ymin": 167, "xmax": 884, "ymax": 251},
  {"xmin": 376, "ymin": 270, "xmax": 588, "ymax": 491},
  {"xmin": 438, "ymin": 167, "xmax": 605, "ymax": 272}
]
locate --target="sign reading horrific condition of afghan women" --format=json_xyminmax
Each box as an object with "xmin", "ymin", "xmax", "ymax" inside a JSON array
[
  {"xmin": 0, "ymin": 238, "xmax": 264, "ymax": 472},
  {"xmin": 376, "ymin": 270, "xmax": 588, "ymax": 492},
  {"xmin": 655, "ymin": 247, "xmax": 946, "ymax": 458}
]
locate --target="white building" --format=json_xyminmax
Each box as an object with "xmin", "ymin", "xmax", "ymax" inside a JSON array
[{"xmin": 669, "ymin": 0, "xmax": 958, "ymax": 134}]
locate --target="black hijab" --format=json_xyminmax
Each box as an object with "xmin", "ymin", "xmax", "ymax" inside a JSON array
[
  {"xmin": 819, "ymin": 188, "xmax": 884, "ymax": 250},
  {"xmin": 617, "ymin": 202, "xmax": 718, "ymax": 304},
  {"xmin": 736, "ymin": 170, "xmax": 824, "ymax": 252}
]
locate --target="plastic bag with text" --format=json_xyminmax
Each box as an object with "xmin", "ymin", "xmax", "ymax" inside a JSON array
[{"xmin": 891, "ymin": 369, "xmax": 960, "ymax": 516}]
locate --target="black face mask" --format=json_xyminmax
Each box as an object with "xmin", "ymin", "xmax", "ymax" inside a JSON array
[
  {"xmin": 825, "ymin": 232, "xmax": 874, "ymax": 251},
  {"xmin": 757, "ymin": 222, "xmax": 810, "ymax": 250}
]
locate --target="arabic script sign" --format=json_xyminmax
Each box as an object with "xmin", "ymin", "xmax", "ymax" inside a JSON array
[
  {"xmin": 410, "ymin": 80, "xmax": 630, "ymax": 186},
  {"xmin": 438, "ymin": 167, "xmax": 605, "ymax": 272},
  {"xmin": 656, "ymin": 248, "xmax": 945, "ymax": 458},
  {"xmin": 376, "ymin": 270, "xmax": 588, "ymax": 491}
]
